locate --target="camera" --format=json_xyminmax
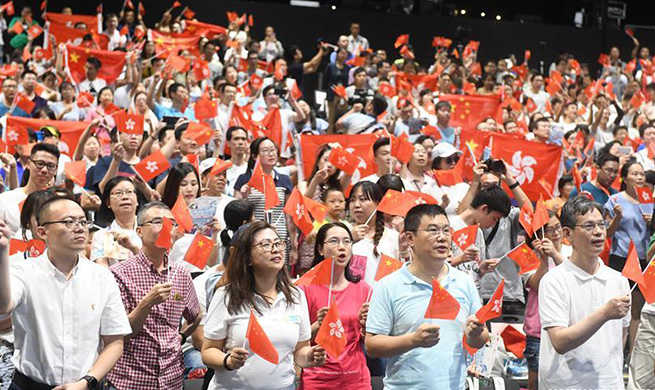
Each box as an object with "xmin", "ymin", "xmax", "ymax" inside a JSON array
[
  {"xmin": 348, "ymin": 89, "xmax": 373, "ymax": 107},
  {"xmin": 274, "ymin": 87, "xmax": 288, "ymax": 97},
  {"xmin": 482, "ymin": 158, "xmax": 507, "ymax": 175}
]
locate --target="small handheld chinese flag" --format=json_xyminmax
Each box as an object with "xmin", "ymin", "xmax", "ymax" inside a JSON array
[
  {"xmin": 532, "ymin": 195, "xmax": 549, "ymax": 233},
  {"xmin": 14, "ymin": 93, "xmax": 35, "ymax": 114},
  {"xmin": 154, "ymin": 217, "xmax": 174, "ymax": 249},
  {"xmin": 424, "ymin": 278, "xmax": 460, "ymax": 320},
  {"xmin": 432, "ymin": 169, "xmax": 463, "ymax": 187},
  {"xmin": 331, "ymin": 85, "xmax": 347, "ymax": 100},
  {"xmin": 133, "ymin": 150, "xmax": 171, "ymax": 182},
  {"xmin": 315, "ymin": 302, "xmax": 347, "ymax": 360},
  {"xmin": 303, "ymin": 196, "xmax": 328, "ymax": 223},
  {"xmin": 390, "ymin": 134, "xmax": 414, "ymax": 164},
  {"xmin": 246, "ymin": 311, "xmax": 279, "ymax": 364},
  {"xmin": 622, "ymin": 240, "xmax": 645, "ymax": 286},
  {"xmin": 209, "ymin": 158, "xmax": 233, "ymax": 177},
  {"xmin": 185, "ymin": 122, "xmax": 213, "ymax": 146},
  {"xmin": 64, "ymin": 161, "xmax": 87, "ymax": 187},
  {"xmin": 476, "ymin": 279, "xmax": 505, "ymax": 323},
  {"xmin": 295, "ymin": 258, "xmax": 333, "ymax": 286},
  {"xmin": 452, "ymin": 224, "xmax": 478, "ymax": 252},
  {"xmin": 115, "ymin": 112, "xmax": 144, "ymax": 135},
  {"xmin": 394, "ymin": 34, "xmax": 409, "ymax": 48},
  {"xmin": 501, "ymin": 325, "xmax": 526, "ymax": 359},
  {"xmin": 283, "ymin": 187, "xmax": 313, "ymax": 235},
  {"xmin": 506, "ymin": 243, "xmax": 540, "ymax": 275},
  {"xmin": 194, "ymin": 96, "xmax": 218, "ymax": 121},
  {"xmin": 248, "ymin": 160, "xmax": 280, "ymax": 210},
  {"xmin": 172, "ymin": 195, "xmax": 193, "ymax": 233},
  {"xmin": 375, "ymin": 254, "xmax": 403, "ymax": 281},
  {"xmin": 184, "ymin": 232, "xmax": 213, "ymax": 269}
]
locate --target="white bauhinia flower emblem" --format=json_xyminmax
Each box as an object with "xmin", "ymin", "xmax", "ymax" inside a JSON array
[
  {"xmin": 644, "ymin": 192, "xmax": 651, "ymax": 201},
  {"xmin": 523, "ymin": 213, "xmax": 532, "ymax": 225},
  {"xmin": 337, "ymin": 156, "xmax": 348, "ymax": 166},
  {"xmin": 507, "ymin": 151, "xmax": 537, "ymax": 185},
  {"xmin": 457, "ymin": 234, "xmax": 468, "ymax": 248},
  {"xmin": 146, "ymin": 161, "xmax": 159, "ymax": 173},
  {"xmin": 295, "ymin": 204, "xmax": 305, "ymax": 219},
  {"xmin": 492, "ymin": 299, "xmax": 502, "ymax": 313},
  {"xmin": 329, "ymin": 319, "xmax": 345, "ymax": 338},
  {"xmin": 7, "ymin": 131, "xmax": 18, "ymax": 142},
  {"xmin": 415, "ymin": 197, "xmax": 425, "ymax": 205},
  {"xmin": 125, "ymin": 119, "xmax": 136, "ymax": 131}
]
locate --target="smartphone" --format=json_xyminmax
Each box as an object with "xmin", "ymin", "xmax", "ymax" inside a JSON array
[{"xmin": 618, "ymin": 146, "xmax": 632, "ymax": 155}]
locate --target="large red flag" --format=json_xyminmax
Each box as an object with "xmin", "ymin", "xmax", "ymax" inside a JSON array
[
  {"xmin": 283, "ymin": 188, "xmax": 313, "ymax": 235},
  {"xmin": 66, "ymin": 45, "xmax": 127, "ymax": 85},
  {"xmin": 490, "ymin": 133, "xmax": 563, "ymax": 202},
  {"xmin": 622, "ymin": 240, "xmax": 645, "ymax": 286},
  {"xmin": 45, "ymin": 12, "xmax": 99, "ymax": 32},
  {"xmin": 246, "ymin": 311, "xmax": 279, "ymax": 364},
  {"xmin": 315, "ymin": 303, "xmax": 348, "ymax": 360},
  {"xmin": 452, "ymin": 224, "xmax": 478, "ymax": 251},
  {"xmin": 506, "ymin": 243, "xmax": 540, "ymax": 275},
  {"xmin": 424, "ymin": 278, "xmax": 461, "ymax": 320},
  {"xmin": 151, "ymin": 30, "xmax": 200, "ymax": 57},
  {"xmin": 439, "ymin": 94, "xmax": 501, "ymax": 129}
]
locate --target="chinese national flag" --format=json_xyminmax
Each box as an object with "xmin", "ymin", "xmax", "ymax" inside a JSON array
[
  {"xmin": 14, "ymin": 93, "xmax": 35, "ymax": 114},
  {"xmin": 5, "ymin": 127, "xmax": 28, "ymax": 146},
  {"xmin": 172, "ymin": 0, "xmax": 182, "ymax": 7},
  {"xmin": 452, "ymin": 224, "xmax": 478, "ymax": 251},
  {"xmin": 209, "ymin": 158, "xmax": 233, "ymax": 176},
  {"xmin": 532, "ymin": 195, "xmax": 549, "ymax": 232},
  {"xmin": 248, "ymin": 160, "xmax": 280, "ymax": 210},
  {"xmin": 622, "ymin": 240, "xmax": 645, "ymax": 286},
  {"xmin": 133, "ymin": 149, "xmax": 171, "ymax": 182},
  {"xmin": 458, "ymin": 128, "xmax": 490, "ymax": 159},
  {"xmin": 246, "ymin": 311, "xmax": 279, "ymax": 364},
  {"xmin": 394, "ymin": 34, "xmax": 409, "ymax": 48},
  {"xmin": 375, "ymin": 254, "xmax": 403, "ymax": 281},
  {"xmin": 304, "ymin": 196, "xmax": 328, "ymax": 223},
  {"xmin": 9, "ymin": 238, "xmax": 46, "ymax": 257},
  {"xmin": 154, "ymin": 217, "xmax": 174, "ymax": 249},
  {"xmin": 424, "ymin": 278, "xmax": 461, "ymax": 320},
  {"xmin": 184, "ymin": 232, "xmax": 213, "ymax": 269},
  {"xmin": 295, "ymin": 258, "xmax": 333, "ymax": 286},
  {"xmin": 77, "ymin": 91, "xmax": 94, "ymax": 108},
  {"xmin": 194, "ymin": 96, "xmax": 217, "ymax": 121},
  {"xmin": 432, "ymin": 169, "xmax": 463, "ymax": 187},
  {"xmin": 636, "ymin": 186, "xmax": 654, "ymax": 204},
  {"xmin": 391, "ymin": 134, "xmax": 414, "ymax": 164},
  {"xmin": 169, "ymin": 54, "xmax": 191, "ymax": 73},
  {"xmin": 315, "ymin": 303, "xmax": 348, "ymax": 360},
  {"xmin": 640, "ymin": 261, "xmax": 655, "ymax": 304},
  {"xmin": 186, "ymin": 153, "xmax": 199, "ymax": 174},
  {"xmin": 331, "ymin": 85, "xmax": 347, "ymax": 100},
  {"xmin": 519, "ymin": 203, "xmax": 534, "ymax": 237},
  {"xmin": 490, "ymin": 133, "xmax": 563, "ymax": 202},
  {"xmin": 501, "ymin": 325, "xmax": 526, "ymax": 359},
  {"xmin": 375, "ymin": 190, "xmax": 407, "ymax": 217},
  {"xmin": 66, "ymin": 45, "xmax": 127, "ymax": 84},
  {"xmin": 506, "ymin": 243, "xmax": 540, "ymax": 275},
  {"xmin": 572, "ymin": 166, "xmax": 583, "ymax": 193},
  {"xmin": 439, "ymin": 94, "xmax": 501, "ymax": 129},
  {"xmin": 172, "ymin": 195, "xmax": 193, "ymax": 233},
  {"xmin": 476, "ymin": 279, "xmax": 505, "ymax": 323},
  {"xmin": 259, "ymin": 107, "xmax": 282, "ymax": 147},
  {"xmin": 283, "ymin": 188, "xmax": 314, "ymax": 235},
  {"xmin": 328, "ymin": 147, "xmax": 359, "ymax": 175},
  {"xmin": 229, "ymin": 104, "xmax": 255, "ymax": 135},
  {"xmin": 115, "ymin": 112, "xmax": 144, "ymax": 135},
  {"xmin": 421, "ymin": 125, "xmax": 442, "ymax": 140},
  {"xmin": 64, "ymin": 161, "xmax": 87, "ymax": 187},
  {"xmin": 185, "ymin": 122, "xmax": 213, "ymax": 146}
]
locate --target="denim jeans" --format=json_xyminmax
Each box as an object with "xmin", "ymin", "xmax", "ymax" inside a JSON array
[{"xmin": 183, "ymin": 348, "xmax": 207, "ymax": 377}]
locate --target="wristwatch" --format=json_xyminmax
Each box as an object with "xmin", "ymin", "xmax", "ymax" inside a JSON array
[
  {"xmin": 179, "ymin": 332, "xmax": 188, "ymax": 345},
  {"xmin": 81, "ymin": 375, "xmax": 99, "ymax": 389}
]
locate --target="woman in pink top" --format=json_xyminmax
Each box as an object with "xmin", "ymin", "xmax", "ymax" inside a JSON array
[
  {"xmin": 523, "ymin": 210, "xmax": 570, "ymax": 390},
  {"xmin": 85, "ymin": 86, "xmax": 117, "ymax": 155},
  {"xmin": 300, "ymin": 222, "xmax": 372, "ymax": 390}
]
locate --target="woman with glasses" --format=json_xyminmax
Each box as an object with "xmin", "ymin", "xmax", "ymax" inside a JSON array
[
  {"xmin": 605, "ymin": 160, "xmax": 651, "ymax": 352},
  {"xmin": 522, "ymin": 210, "xmax": 570, "ymax": 390},
  {"xmin": 91, "ymin": 177, "xmax": 142, "ymax": 267},
  {"xmin": 299, "ymin": 222, "xmax": 371, "ymax": 389},
  {"xmin": 234, "ymin": 138, "xmax": 295, "ymax": 265},
  {"xmin": 429, "ymin": 142, "xmax": 468, "ymax": 216},
  {"xmin": 202, "ymin": 221, "xmax": 325, "ymax": 390}
]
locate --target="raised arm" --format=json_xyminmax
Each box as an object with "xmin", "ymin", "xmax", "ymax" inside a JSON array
[{"xmin": 0, "ymin": 220, "xmax": 13, "ymax": 315}]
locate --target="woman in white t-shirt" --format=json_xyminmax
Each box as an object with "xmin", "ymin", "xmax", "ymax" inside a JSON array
[
  {"xmin": 348, "ymin": 181, "xmax": 400, "ymax": 286},
  {"xmin": 202, "ymin": 222, "xmax": 326, "ymax": 390},
  {"xmin": 430, "ymin": 142, "xmax": 469, "ymax": 217}
]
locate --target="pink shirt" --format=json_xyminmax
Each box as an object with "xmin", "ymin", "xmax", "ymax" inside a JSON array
[
  {"xmin": 85, "ymin": 106, "xmax": 115, "ymax": 155},
  {"xmin": 300, "ymin": 281, "xmax": 372, "ymax": 390}
]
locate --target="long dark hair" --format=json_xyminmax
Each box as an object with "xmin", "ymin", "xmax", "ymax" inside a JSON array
[
  {"xmin": 620, "ymin": 160, "xmax": 642, "ymax": 192},
  {"xmin": 348, "ymin": 181, "xmax": 385, "ymax": 257},
  {"xmin": 96, "ymin": 177, "xmax": 144, "ymax": 228},
  {"xmin": 220, "ymin": 221, "xmax": 298, "ymax": 315},
  {"xmin": 161, "ymin": 162, "xmax": 201, "ymax": 208},
  {"xmin": 220, "ymin": 199, "xmax": 255, "ymax": 263},
  {"xmin": 308, "ymin": 144, "xmax": 341, "ymax": 190},
  {"xmin": 312, "ymin": 222, "xmax": 361, "ymax": 283}
]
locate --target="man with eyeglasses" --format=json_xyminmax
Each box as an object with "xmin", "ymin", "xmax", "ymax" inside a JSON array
[
  {"xmin": 0, "ymin": 143, "xmax": 60, "ymax": 235},
  {"xmin": 569, "ymin": 152, "xmax": 620, "ymax": 205},
  {"xmin": 538, "ymin": 196, "xmax": 630, "ymax": 389},
  {"xmin": 366, "ymin": 204, "xmax": 489, "ymax": 389},
  {"xmin": 106, "ymin": 202, "xmax": 200, "ymax": 390},
  {"xmin": 0, "ymin": 195, "xmax": 132, "ymax": 390}
]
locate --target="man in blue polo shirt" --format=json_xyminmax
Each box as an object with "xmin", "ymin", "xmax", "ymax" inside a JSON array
[
  {"xmin": 365, "ymin": 204, "xmax": 488, "ymax": 389},
  {"xmin": 146, "ymin": 76, "xmax": 196, "ymax": 121},
  {"xmin": 568, "ymin": 152, "xmax": 619, "ymax": 205}
]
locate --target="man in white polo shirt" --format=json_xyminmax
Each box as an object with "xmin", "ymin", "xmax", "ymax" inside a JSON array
[
  {"xmin": 539, "ymin": 196, "xmax": 630, "ymax": 389},
  {"xmin": 0, "ymin": 196, "xmax": 131, "ymax": 390}
]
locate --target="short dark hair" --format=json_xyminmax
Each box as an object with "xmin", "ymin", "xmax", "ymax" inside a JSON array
[
  {"xmin": 353, "ymin": 67, "xmax": 367, "ymax": 77},
  {"xmin": 373, "ymin": 137, "xmax": 390, "ymax": 156},
  {"xmin": 21, "ymin": 189, "xmax": 69, "ymax": 240},
  {"xmin": 470, "ymin": 185, "xmax": 511, "ymax": 217},
  {"xmin": 377, "ymin": 174, "xmax": 404, "ymax": 196},
  {"xmin": 36, "ymin": 195, "xmax": 78, "ymax": 225},
  {"xmin": 86, "ymin": 57, "xmax": 102, "ymax": 70},
  {"xmin": 596, "ymin": 152, "xmax": 620, "ymax": 168},
  {"xmin": 219, "ymin": 82, "xmax": 237, "ymax": 94},
  {"xmin": 21, "ymin": 70, "xmax": 37, "ymax": 79},
  {"xmin": 404, "ymin": 204, "xmax": 447, "ymax": 232},
  {"xmin": 560, "ymin": 196, "xmax": 604, "ymax": 229},
  {"xmin": 173, "ymin": 122, "xmax": 190, "ymax": 141},
  {"xmin": 31, "ymin": 142, "xmax": 60, "ymax": 160},
  {"xmin": 435, "ymin": 101, "xmax": 451, "ymax": 111},
  {"xmin": 168, "ymin": 82, "xmax": 186, "ymax": 97},
  {"xmin": 226, "ymin": 126, "xmax": 247, "ymax": 142},
  {"xmin": 639, "ymin": 123, "xmax": 655, "ymax": 139},
  {"xmin": 371, "ymin": 96, "xmax": 388, "ymax": 117},
  {"xmin": 558, "ymin": 174, "xmax": 574, "ymax": 192},
  {"xmin": 136, "ymin": 201, "xmax": 170, "ymax": 225},
  {"xmin": 415, "ymin": 134, "xmax": 434, "ymax": 145}
]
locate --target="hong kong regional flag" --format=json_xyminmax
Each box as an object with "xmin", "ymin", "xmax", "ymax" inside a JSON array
[{"xmin": 490, "ymin": 133, "xmax": 563, "ymax": 202}]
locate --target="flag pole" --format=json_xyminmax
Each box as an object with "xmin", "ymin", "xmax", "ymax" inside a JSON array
[
  {"xmin": 364, "ymin": 209, "xmax": 376, "ymax": 227},
  {"xmin": 327, "ymin": 258, "xmax": 335, "ymax": 307}
]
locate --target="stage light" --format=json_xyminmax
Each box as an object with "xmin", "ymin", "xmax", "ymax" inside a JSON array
[
  {"xmin": 460, "ymin": 9, "xmax": 466, "ymax": 15},
  {"xmin": 480, "ymin": 12, "xmax": 486, "ymax": 17},
  {"xmin": 331, "ymin": 5, "xmax": 336, "ymax": 10},
  {"xmin": 496, "ymin": 15, "xmax": 501, "ymax": 20}
]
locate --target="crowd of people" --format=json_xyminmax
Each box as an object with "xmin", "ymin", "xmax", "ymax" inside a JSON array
[{"xmin": 0, "ymin": 2, "xmax": 653, "ymax": 390}]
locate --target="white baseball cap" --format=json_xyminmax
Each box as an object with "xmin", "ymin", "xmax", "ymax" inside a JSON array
[
  {"xmin": 199, "ymin": 158, "xmax": 216, "ymax": 175},
  {"xmin": 431, "ymin": 142, "xmax": 463, "ymax": 161}
]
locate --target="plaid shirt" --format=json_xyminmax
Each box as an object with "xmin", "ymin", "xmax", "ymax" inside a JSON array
[{"xmin": 107, "ymin": 252, "xmax": 200, "ymax": 390}]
